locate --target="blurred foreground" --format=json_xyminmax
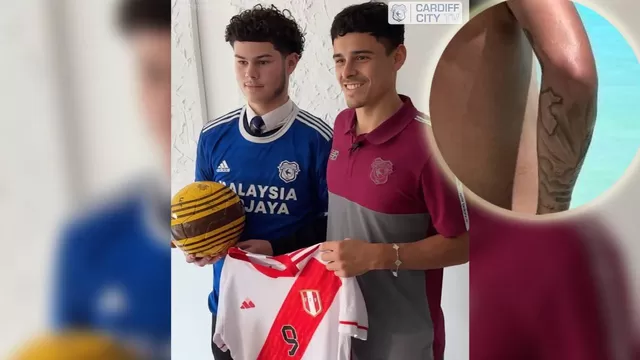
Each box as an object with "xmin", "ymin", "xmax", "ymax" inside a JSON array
[
  {"xmin": 1, "ymin": 0, "xmax": 169, "ymax": 359},
  {"xmin": 10, "ymin": 331, "xmax": 137, "ymax": 360},
  {"xmin": 470, "ymin": 205, "xmax": 640, "ymax": 359}
]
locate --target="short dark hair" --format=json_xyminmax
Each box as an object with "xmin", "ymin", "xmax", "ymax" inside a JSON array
[
  {"xmin": 118, "ymin": 0, "xmax": 170, "ymax": 34},
  {"xmin": 330, "ymin": 2, "xmax": 404, "ymax": 54},
  {"xmin": 225, "ymin": 4, "xmax": 305, "ymax": 57}
]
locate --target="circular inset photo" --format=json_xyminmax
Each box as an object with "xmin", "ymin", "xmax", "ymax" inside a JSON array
[{"xmin": 428, "ymin": 1, "xmax": 640, "ymax": 216}]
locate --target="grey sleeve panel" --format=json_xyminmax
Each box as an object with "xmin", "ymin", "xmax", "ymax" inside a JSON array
[{"xmin": 326, "ymin": 192, "xmax": 431, "ymax": 244}]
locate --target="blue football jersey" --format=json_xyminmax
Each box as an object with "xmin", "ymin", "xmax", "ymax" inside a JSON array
[
  {"xmin": 195, "ymin": 103, "xmax": 332, "ymax": 314},
  {"xmin": 52, "ymin": 179, "xmax": 171, "ymax": 359}
]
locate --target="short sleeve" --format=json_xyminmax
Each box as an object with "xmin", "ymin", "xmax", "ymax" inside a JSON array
[
  {"xmin": 420, "ymin": 155, "xmax": 470, "ymax": 237},
  {"xmin": 338, "ymin": 277, "xmax": 368, "ymax": 340}
]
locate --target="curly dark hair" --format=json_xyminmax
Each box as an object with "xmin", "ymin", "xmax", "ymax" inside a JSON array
[
  {"xmin": 225, "ymin": 4, "xmax": 305, "ymax": 57},
  {"xmin": 330, "ymin": 2, "xmax": 404, "ymax": 54},
  {"xmin": 118, "ymin": 0, "xmax": 170, "ymax": 34}
]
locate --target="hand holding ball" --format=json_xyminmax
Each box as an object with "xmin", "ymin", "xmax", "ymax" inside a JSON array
[{"xmin": 171, "ymin": 181, "xmax": 245, "ymax": 258}]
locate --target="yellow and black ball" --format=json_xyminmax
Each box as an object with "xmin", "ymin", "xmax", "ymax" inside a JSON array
[
  {"xmin": 11, "ymin": 331, "xmax": 136, "ymax": 360},
  {"xmin": 171, "ymin": 181, "xmax": 245, "ymax": 258}
]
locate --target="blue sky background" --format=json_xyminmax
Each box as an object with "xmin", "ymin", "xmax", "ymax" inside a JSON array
[{"xmin": 535, "ymin": 3, "xmax": 640, "ymax": 208}]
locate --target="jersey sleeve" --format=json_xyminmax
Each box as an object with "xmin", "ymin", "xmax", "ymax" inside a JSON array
[
  {"xmin": 420, "ymin": 155, "xmax": 470, "ymax": 237},
  {"xmin": 195, "ymin": 129, "xmax": 214, "ymax": 181},
  {"xmin": 338, "ymin": 277, "xmax": 368, "ymax": 340}
]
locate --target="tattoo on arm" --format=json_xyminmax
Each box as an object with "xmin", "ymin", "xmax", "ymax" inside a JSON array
[
  {"xmin": 536, "ymin": 87, "xmax": 596, "ymax": 213},
  {"xmin": 520, "ymin": 25, "xmax": 597, "ymax": 214}
]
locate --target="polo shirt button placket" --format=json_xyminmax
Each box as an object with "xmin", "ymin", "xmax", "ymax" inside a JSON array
[{"xmin": 348, "ymin": 136, "xmax": 365, "ymax": 177}]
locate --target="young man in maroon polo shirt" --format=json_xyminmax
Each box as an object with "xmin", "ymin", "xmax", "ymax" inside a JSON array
[{"xmin": 319, "ymin": 3, "xmax": 470, "ymax": 360}]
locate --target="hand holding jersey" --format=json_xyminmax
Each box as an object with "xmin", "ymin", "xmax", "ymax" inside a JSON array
[
  {"xmin": 320, "ymin": 239, "xmax": 380, "ymax": 278},
  {"xmin": 185, "ymin": 239, "xmax": 273, "ymax": 266},
  {"xmin": 236, "ymin": 239, "xmax": 274, "ymax": 255},
  {"xmin": 213, "ymin": 245, "xmax": 368, "ymax": 359}
]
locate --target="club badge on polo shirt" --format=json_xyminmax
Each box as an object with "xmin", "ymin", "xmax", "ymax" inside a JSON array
[
  {"xmin": 329, "ymin": 149, "xmax": 339, "ymax": 160},
  {"xmin": 370, "ymin": 158, "xmax": 394, "ymax": 185},
  {"xmin": 278, "ymin": 160, "xmax": 301, "ymax": 183}
]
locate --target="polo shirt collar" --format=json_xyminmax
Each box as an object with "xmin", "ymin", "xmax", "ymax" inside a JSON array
[
  {"xmin": 345, "ymin": 95, "xmax": 417, "ymax": 144},
  {"xmin": 245, "ymin": 98, "xmax": 294, "ymax": 132}
]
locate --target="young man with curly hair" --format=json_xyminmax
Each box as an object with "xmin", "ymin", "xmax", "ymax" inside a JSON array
[
  {"xmin": 187, "ymin": 5, "xmax": 332, "ymax": 359},
  {"xmin": 320, "ymin": 3, "xmax": 469, "ymax": 360}
]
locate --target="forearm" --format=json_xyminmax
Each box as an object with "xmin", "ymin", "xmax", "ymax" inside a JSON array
[
  {"xmin": 370, "ymin": 232, "xmax": 469, "ymax": 271},
  {"xmin": 536, "ymin": 73, "xmax": 597, "ymax": 213},
  {"xmin": 507, "ymin": 0, "xmax": 598, "ymax": 214}
]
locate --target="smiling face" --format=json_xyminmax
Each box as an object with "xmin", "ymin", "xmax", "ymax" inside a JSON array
[
  {"xmin": 332, "ymin": 32, "xmax": 406, "ymax": 109},
  {"xmin": 233, "ymin": 41, "xmax": 298, "ymax": 107}
]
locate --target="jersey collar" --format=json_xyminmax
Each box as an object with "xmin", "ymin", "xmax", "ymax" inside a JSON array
[
  {"xmin": 226, "ymin": 245, "xmax": 320, "ymax": 278},
  {"xmin": 344, "ymin": 94, "xmax": 418, "ymax": 145},
  {"xmin": 245, "ymin": 98, "xmax": 295, "ymax": 133}
]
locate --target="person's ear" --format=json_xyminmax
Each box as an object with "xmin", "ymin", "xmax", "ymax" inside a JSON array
[
  {"xmin": 285, "ymin": 53, "xmax": 300, "ymax": 75},
  {"xmin": 393, "ymin": 44, "xmax": 407, "ymax": 71}
]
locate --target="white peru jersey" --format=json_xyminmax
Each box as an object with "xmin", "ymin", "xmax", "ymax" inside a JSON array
[{"xmin": 213, "ymin": 244, "xmax": 368, "ymax": 359}]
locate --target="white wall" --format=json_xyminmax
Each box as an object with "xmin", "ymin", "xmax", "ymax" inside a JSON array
[{"xmin": 172, "ymin": 0, "xmax": 471, "ymax": 359}]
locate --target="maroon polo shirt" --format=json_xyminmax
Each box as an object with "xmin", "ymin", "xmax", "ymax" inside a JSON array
[
  {"xmin": 326, "ymin": 95, "xmax": 469, "ymax": 360},
  {"xmin": 470, "ymin": 209, "xmax": 638, "ymax": 360}
]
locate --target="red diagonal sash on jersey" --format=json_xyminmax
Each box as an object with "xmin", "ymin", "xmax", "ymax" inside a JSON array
[{"xmin": 256, "ymin": 258, "xmax": 342, "ymax": 360}]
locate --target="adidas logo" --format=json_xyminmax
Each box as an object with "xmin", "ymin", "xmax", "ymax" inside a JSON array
[
  {"xmin": 240, "ymin": 298, "xmax": 255, "ymax": 309},
  {"xmin": 216, "ymin": 160, "xmax": 230, "ymax": 173}
]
